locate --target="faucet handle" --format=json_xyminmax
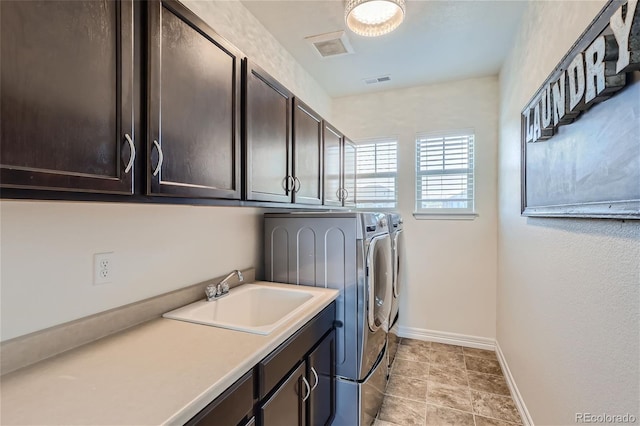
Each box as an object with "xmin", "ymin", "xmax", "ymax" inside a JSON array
[
  {"xmin": 205, "ymin": 284, "xmax": 217, "ymax": 301},
  {"xmin": 220, "ymin": 281, "xmax": 230, "ymax": 294}
]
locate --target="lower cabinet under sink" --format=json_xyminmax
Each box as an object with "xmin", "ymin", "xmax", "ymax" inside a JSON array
[{"xmin": 185, "ymin": 302, "xmax": 336, "ymax": 426}]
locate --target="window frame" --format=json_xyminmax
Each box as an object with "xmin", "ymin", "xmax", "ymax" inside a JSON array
[
  {"xmin": 354, "ymin": 137, "xmax": 398, "ymax": 210},
  {"xmin": 413, "ymin": 129, "xmax": 478, "ymax": 220}
]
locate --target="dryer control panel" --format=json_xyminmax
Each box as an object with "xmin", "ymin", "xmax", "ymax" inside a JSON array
[{"xmin": 361, "ymin": 212, "xmax": 388, "ymax": 238}]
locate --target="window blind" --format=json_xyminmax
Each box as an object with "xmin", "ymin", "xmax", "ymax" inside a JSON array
[
  {"xmin": 355, "ymin": 139, "xmax": 397, "ymax": 209},
  {"xmin": 415, "ymin": 132, "xmax": 475, "ymax": 212}
]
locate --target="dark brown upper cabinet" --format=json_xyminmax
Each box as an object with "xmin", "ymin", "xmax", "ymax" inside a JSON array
[
  {"xmin": 292, "ymin": 99, "xmax": 323, "ymax": 205},
  {"xmin": 322, "ymin": 123, "xmax": 343, "ymax": 207},
  {"xmin": 147, "ymin": 0, "xmax": 241, "ymax": 199},
  {"xmin": 343, "ymin": 138, "xmax": 357, "ymax": 207},
  {"xmin": 0, "ymin": 0, "xmax": 135, "ymax": 194},
  {"xmin": 244, "ymin": 60, "xmax": 293, "ymax": 203},
  {"xmin": 323, "ymin": 124, "xmax": 357, "ymax": 208}
]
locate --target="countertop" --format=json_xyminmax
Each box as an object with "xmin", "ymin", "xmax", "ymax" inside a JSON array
[{"xmin": 0, "ymin": 281, "xmax": 339, "ymax": 425}]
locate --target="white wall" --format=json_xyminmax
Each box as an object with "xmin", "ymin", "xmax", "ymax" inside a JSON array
[
  {"xmin": 0, "ymin": 0, "xmax": 331, "ymax": 342},
  {"xmin": 0, "ymin": 202, "xmax": 263, "ymax": 340},
  {"xmin": 498, "ymin": 1, "xmax": 640, "ymax": 424},
  {"xmin": 333, "ymin": 76, "xmax": 499, "ymax": 340}
]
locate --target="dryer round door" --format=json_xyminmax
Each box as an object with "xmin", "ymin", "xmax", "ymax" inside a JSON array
[{"xmin": 366, "ymin": 233, "xmax": 393, "ymax": 332}]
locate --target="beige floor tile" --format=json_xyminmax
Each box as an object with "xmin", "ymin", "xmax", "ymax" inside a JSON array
[
  {"xmin": 378, "ymin": 395, "xmax": 427, "ymax": 425},
  {"xmin": 474, "ymin": 415, "xmax": 521, "ymax": 426},
  {"xmin": 430, "ymin": 351, "xmax": 465, "ymax": 369},
  {"xmin": 471, "ymin": 390, "xmax": 522, "ymax": 424},
  {"xmin": 374, "ymin": 419, "xmax": 402, "ymax": 426},
  {"xmin": 385, "ymin": 375, "xmax": 428, "ymax": 402},
  {"xmin": 400, "ymin": 338, "xmax": 432, "ymax": 351},
  {"xmin": 391, "ymin": 358, "xmax": 429, "ymax": 380},
  {"xmin": 431, "ymin": 342, "xmax": 464, "ymax": 354},
  {"xmin": 426, "ymin": 404, "xmax": 475, "ymax": 426},
  {"xmin": 395, "ymin": 344, "xmax": 430, "ymax": 363},
  {"xmin": 467, "ymin": 371, "xmax": 510, "ymax": 396},
  {"xmin": 426, "ymin": 381, "xmax": 473, "ymax": 412},
  {"xmin": 428, "ymin": 365, "xmax": 468, "ymax": 387},
  {"xmin": 378, "ymin": 343, "xmax": 522, "ymax": 426},
  {"xmin": 463, "ymin": 347, "xmax": 498, "ymax": 361},
  {"xmin": 465, "ymin": 356, "xmax": 503, "ymax": 376}
]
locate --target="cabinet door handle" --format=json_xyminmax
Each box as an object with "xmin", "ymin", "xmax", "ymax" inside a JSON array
[
  {"xmin": 301, "ymin": 376, "xmax": 311, "ymax": 402},
  {"xmin": 293, "ymin": 177, "xmax": 301, "ymax": 193},
  {"xmin": 152, "ymin": 139, "xmax": 164, "ymax": 177},
  {"xmin": 124, "ymin": 134, "xmax": 136, "ymax": 174},
  {"xmin": 283, "ymin": 175, "xmax": 295, "ymax": 192},
  {"xmin": 336, "ymin": 189, "xmax": 342, "ymax": 200},
  {"xmin": 342, "ymin": 188, "xmax": 349, "ymax": 201},
  {"xmin": 310, "ymin": 367, "xmax": 319, "ymax": 391}
]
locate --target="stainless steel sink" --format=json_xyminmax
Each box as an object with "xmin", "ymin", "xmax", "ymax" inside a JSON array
[{"xmin": 163, "ymin": 283, "xmax": 315, "ymax": 335}]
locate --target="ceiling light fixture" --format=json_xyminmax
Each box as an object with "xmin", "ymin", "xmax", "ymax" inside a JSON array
[{"xmin": 345, "ymin": 0, "xmax": 406, "ymax": 37}]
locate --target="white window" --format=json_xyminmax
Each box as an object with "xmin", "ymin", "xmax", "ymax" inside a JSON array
[
  {"xmin": 415, "ymin": 131, "xmax": 476, "ymax": 218},
  {"xmin": 355, "ymin": 138, "xmax": 397, "ymax": 209}
]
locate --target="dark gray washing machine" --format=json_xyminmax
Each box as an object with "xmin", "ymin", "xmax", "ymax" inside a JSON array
[
  {"xmin": 386, "ymin": 213, "xmax": 404, "ymax": 370},
  {"xmin": 264, "ymin": 212, "xmax": 393, "ymax": 426}
]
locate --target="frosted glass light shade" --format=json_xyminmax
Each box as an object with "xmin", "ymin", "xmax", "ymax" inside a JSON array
[{"xmin": 345, "ymin": 0, "xmax": 405, "ymax": 37}]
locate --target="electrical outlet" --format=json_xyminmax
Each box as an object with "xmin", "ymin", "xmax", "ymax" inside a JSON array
[{"xmin": 94, "ymin": 252, "xmax": 114, "ymax": 285}]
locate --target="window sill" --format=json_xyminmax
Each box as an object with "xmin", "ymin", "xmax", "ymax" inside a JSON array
[
  {"xmin": 412, "ymin": 212, "xmax": 478, "ymax": 221},
  {"xmin": 355, "ymin": 207, "xmax": 397, "ymax": 212}
]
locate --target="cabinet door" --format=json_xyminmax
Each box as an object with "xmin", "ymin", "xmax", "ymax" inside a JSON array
[
  {"xmin": 292, "ymin": 99, "xmax": 323, "ymax": 205},
  {"xmin": 0, "ymin": 0, "xmax": 135, "ymax": 194},
  {"xmin": 148, "ymin": 0, "xmax": 241, "ymax": 199},
  {"xmin": 244, "ymin": 60, "xmax": 292, "ymax": 203},
  {"xmin": 343, "ymin": 138, "xmax": 357, "ymax": 207},
  {"xmin": 185, "ymin": 370, "xmax": 254, "ymax": 426},
  {"xmin": 307, "ymin": 331, "xmax": 336, "ymax": 426},
  {"xmin": 322, "ymin": 123, "xmax": 342, "ymax": 207},
  {"xmin": 260, "ymin": 361, "xmax": 307, "ymax": 426}
]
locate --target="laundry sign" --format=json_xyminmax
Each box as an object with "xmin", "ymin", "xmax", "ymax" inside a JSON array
[
  {"xmin": 524, "ymin": 0, "xmax": 639, "ymax": 143},
  {"xmin": 521, "ymin": 0, "xmax": 640, "ymax": 219}
]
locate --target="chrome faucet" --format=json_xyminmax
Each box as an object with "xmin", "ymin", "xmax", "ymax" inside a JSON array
[{"xmin": 205, "ymin": 270, "xmax": 244, "ymax": 301}]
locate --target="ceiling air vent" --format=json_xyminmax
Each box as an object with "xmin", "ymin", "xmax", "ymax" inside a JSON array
[
  {"xmin": 363, "ymin": 75, "xmax": 391, "ymax": 85},
  {"xmin": 305, "ymin": 31, "xmax": 354, "ymax": 58}
]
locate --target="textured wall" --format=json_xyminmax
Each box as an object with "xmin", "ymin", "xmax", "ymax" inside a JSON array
[
  {"xmin": 333, "ymin": 76, "xmax": 499, "ymax": 339},
  {"xmin": 182, "ymin": 0, "xmax": 331, "ymax": 119},
  {"xmin": 497, "ymin": 1, "xmax": 640, "ymax": 424},
  {"xmin": 0, "ymin": 203, "xmax": 262, "ymax": 340},
  {"xmin": 0, "ymin": 0, "xmax": 331, "ymax": 341}
]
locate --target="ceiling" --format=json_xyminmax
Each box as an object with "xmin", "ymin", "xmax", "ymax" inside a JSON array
[{"xmin": 240, "ymin": 0, "xmax": 527, "ymax": 98}]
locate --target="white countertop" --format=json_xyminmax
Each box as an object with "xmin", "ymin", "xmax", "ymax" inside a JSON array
[{"xmin": 0, "ymin": 281, "xmax": 338, "ymax": 425}]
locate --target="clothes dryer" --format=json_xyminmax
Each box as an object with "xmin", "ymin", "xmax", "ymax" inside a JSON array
[{"xmin": 386, "ymin": 213, "xmax": 404, "ymax": 369}]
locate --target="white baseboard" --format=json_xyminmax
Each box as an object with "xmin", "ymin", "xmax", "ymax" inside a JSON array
[
  {"xmin": 496, "ymin": 341, "xmax": 534, "ymax": 426},
  {"xmin": 397, "ymin": 326, "xmax": 495, "ymax": 351}
]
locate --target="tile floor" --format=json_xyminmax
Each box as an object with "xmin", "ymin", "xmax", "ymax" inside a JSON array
[{"xmin": 375, "ymin": 338, "xmax": 523, "ymax": 426}]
